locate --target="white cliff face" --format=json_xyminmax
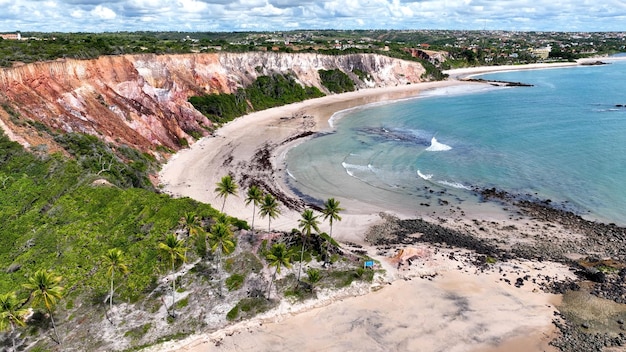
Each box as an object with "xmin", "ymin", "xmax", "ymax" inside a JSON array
[{"xmin": 0, "ymin": 53, "xmax": 426, "ymax": 154}]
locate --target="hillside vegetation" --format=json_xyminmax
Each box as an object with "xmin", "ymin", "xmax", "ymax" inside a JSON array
[
  {"xmin": 0, "ymin": 124, "xmax": 373, "ymax": 350},
  {"xmin": 189, "ymin": 73, "xmax": 324, "ymax": 124}
]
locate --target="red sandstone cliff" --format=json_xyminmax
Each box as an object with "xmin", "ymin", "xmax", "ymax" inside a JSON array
[{"xmin": 0, "ymin": 53, "xmax": 426, "ymax": 158}]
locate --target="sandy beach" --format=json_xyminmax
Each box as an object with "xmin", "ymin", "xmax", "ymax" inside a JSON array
[{"xmin": 157, "ymin": 62, "xmax": 605, "ymax": 352}]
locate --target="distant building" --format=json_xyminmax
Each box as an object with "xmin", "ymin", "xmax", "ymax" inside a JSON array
[
  {"xmin": 0, "ymin": 32, "xmax": 21, "ymax": 40},
  {"xmin": 531, "ymin": 45, "xmax": 552, "ymax": 59}
]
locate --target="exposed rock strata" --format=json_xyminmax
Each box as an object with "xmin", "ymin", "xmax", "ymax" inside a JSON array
[{"xmin": 0, "ymin": 53, "xmax": 426, "ymax": 157}]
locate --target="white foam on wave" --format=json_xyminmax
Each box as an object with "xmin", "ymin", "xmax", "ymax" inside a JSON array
[
  {"xmin": 438, "ymin": 180, "xmax": 471, "ymax": 190},
  {"xmin": 417, "ymin": 170, "xmax": 433, "ymax": 180},
  {"xmin": 342, "ymin": 162, "xmax": 371, "ymax": 177},
  {"xmin": 286, "ymin": 169, "xmax": 296, "ymax": 181},
  {"xmin": 425, "ymin": 137, "xmax": 452, "ymax": 151}
]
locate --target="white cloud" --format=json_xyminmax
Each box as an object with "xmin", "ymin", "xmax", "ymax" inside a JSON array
[
  {"xmin": 91, "ymin": 5, "xmax": 117, "ymax": 19},
  {"xmin": 0, "ymin": 0, "xmax": 625, "ymax": 32}
]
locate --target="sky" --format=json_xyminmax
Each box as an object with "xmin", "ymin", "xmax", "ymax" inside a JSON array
[{"xmin": 1, "ymin": 0, "xmax": 625, "ymax": 33}]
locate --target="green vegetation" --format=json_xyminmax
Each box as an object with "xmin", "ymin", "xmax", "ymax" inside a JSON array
[
  {"xmin": 53, "ymin": 132, "xmax": 159, "ymax": 190},
  {"xmin": 264, "ymin": 243, "xmax": 293, "ymax": 299},
  {"xmin": 0, "ymin": 130, "xmax": 224, "ymax": 308},
  {"xmin": 158, "ymin": 233, "xmax": 187, "ymax": 318},
  {"xmin": 225, "ymin": 274, "xmax": 245, "ymax": 291},
  {"xmin": 214, "ymin": 175, "xmax": 239, "ymax": 212},
  {"xmin": 0, "ymin": 125, "xmax": 376, "ymax": 349},
  {"xmin": 318, "ymin": 69, "xmax": 355, "ymax": 93},
  {"xmin": 296, "ymin": 209, "xmax": 321, "ymax": 283},
  {"xmin": 208, "ymin": 222, "xmax": 236, "ymax": 296},
  {"xmin": 124, "ymin": 323, "xmax": 152, "ymax": 342},
  {"xmin": 259, "ymin": 193, "xmax": 281, "ymax": 232},
  {"xmin": 189, "ymin": 73, "xmax": 324, "ymax": 124},
  {"xmin": 226, "ymin": 297, "xmax": 273, "ymax": 321},
  {"xmin": 245, "ymin": 185, "xmax": 264, "ymax": 236}
]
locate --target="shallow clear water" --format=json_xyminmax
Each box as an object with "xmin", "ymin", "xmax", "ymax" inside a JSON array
[{"xmin": 286, "ymin": 59, "xmax": 626, "ymax": 225}]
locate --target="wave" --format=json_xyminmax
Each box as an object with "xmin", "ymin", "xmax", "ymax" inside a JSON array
[
  {"xmin": 425, "ymin": 137, "xmax": 452, "ymax": 151},
  {"xmin": 438, "ymin": 180, "xmax": 471, "ymax": 190},
  {"xmin": 417, "ymin": 169, "xmax": 433, "ymax": 180},
  {"xmin": 286, "ymin": 169, "xmax": 296, "ymax": 181},
  {"xmin": 342, "ymin": 161, "xmax": 371, "ymax": 177}
]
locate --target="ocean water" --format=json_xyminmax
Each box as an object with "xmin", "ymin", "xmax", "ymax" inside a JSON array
[{"xmin": 285, "ymin": 59, "xmax": 626, "ymax": 225}]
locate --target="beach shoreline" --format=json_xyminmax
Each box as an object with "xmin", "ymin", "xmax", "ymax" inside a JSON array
[{"xmin": 157, "ymin": 61, "xmax": 625, "ymax": 352}]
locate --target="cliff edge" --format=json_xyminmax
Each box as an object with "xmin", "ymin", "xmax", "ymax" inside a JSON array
[{"xmin": 0, "ymin": 52, "xmax": 426, "ymax": 158}]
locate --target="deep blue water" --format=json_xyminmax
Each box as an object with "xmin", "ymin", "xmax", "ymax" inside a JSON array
[{"xmin": 286, "ymin": 59, "xmax": 626, "ymax": 225}]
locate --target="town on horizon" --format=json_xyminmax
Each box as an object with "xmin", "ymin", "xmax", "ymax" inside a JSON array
[{"xmin": 1, "ymin": 29, "xmax": 625, "ymax": 69}]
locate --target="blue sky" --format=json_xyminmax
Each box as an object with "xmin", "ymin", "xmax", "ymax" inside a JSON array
[{"xmin": 1, "ymin": 0, "xmax": 625, "ymax": 33}]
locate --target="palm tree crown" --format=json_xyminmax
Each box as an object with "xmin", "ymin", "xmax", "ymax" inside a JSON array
[
  {"xmin": 259, "ymin": 193, "xmax": 281, "ymax": 232},
  {"xmin": 102, "ymin": 248, "xmax": 129, "ymax": 310},
  {"xmin": 180, "ymin": 212, "xmax": 202, "ymax": 237},
  {"xmin": 0, "ymin": 292, "xmax": 28, "ymax": 330},
  {"xmin": 23, "ymin": 269, "xmax": 63, "ymax": 344},
  {"xmin": 265, "ymin": 243, "xmax": 292, "ymax": 300},
  {"xmin": 158, "ymin": 234, "xmax": 187, "ymax": 269},
  {"xmin": 266, "ymin": 243, "xmax": 292, "ymax": 275},
  {"xmin": 245, "ymin": 185, "xmax": 264, "ymax": 234},
  {"xmin": 0, "ymin": 292, "xmax": 29, "ymax": 351},
  {"xmin": 322, "ymin": 198, "xmax": 343, "ymax": 237},
  {"xmin": 208, "ymin": 223, "xmax": 236, "ymax": 257},
  {"xmin": 296, "ymin": 209, "xmax": 320, "ymax": 283},
  {"xmin": 23, "ymin": 269, "xmax": 63, "ymax": 312},
  {"xmin": 158, "ymin": 234, "xmax": 187, "ymax": 318},
  {"xmin": 208, "ymin": 222, "xmax": 236, "ymax": 296},
  {"xmin": 215, "ymin": 175, "xmax": 239, "ymax": 212}
]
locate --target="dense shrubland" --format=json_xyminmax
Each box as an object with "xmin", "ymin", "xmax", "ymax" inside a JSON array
[{"xmin": 189, "ymin": 73, "xmax": 324, "ymax": 124}]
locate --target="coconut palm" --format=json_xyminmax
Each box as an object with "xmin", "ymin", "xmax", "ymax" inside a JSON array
[
  {"xmin": 102, "ymin": 248, "xmax": 129, "ymax": 311},
  {"xmin": 321, "ymin": 198, "xmax": 343, "ymax": 238},
  {"xmin": 158, "ymin": 234, "xmax": 187, "ymax": 318},
  {"xmin": 23, "ymin": 269, "xmax": 63, "ymax": 345},
  {"xmin": 208, "ymin": 222, "xmax": 236, "ymax": 297},
  {"xmin": 321, "ymin": 198, "xmax": 343, "ymax": 263},
  {"xmin": 245, "ymin": 185, "xmax": 264, "ymax": 235},
  {"xmin": 259, "ymin": 193, "xmax": 280, "ymax": 232},
  {"xmin": 0, "ymin": 292, "xmax": 28, "ymax": 352},
  {"xmin": 180, "ymin": 212, "xmax": 202, "ymax": 238},
  {"xmin": 264, "ymin": 243, "xmax": 292, "ymax": 300},
  {"xmin": 296, "ymin": 209, "xmax": 320, "ymax": 283},
  {"xmin": 215, "ymin": 175, "xmax": 238, "ymax": 212}
]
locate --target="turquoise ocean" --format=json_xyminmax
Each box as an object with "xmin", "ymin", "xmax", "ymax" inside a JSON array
[{"xmin": 285, "ymin": 58, "xmax": 626, "ymax": 226}]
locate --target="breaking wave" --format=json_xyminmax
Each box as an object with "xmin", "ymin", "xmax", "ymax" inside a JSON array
[
  {"xmin": 417, "ymin": 170, "xmax": 433, "ymax": 180},
  {"xmin": 425, "ymin": 137, "xmax": 452, "ymax": 151}
]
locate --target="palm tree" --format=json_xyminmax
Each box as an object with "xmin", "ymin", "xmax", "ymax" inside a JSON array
[
  {"xmin": 321, "ymin": 198, "xmax": 343, "ymax": 238},
  {"xmin": 245, "ymin": 185, "xmax": 264, "ymax": 236},
  {"xmin": 23, "ymin": 269, "xmax": 63, "ymax": 345},
  {"xmin": 0, "ymin": 292, "xmax": 28, "ymax": 352},
  {"xmin": 102, "ymin": 248, "xmax": 129, "ymax": 311},
  {"xmin": 264, "ymin": 243, "xmax": 292, "ymax": 300},
  {"xmin": 180, "ymin": 212, "xmax": 202, "ymax": 238},
  {"xmin": 208, "ymin": 222, "xmax": 236, "ymax": 297},
  {"xmin": 321, "ymin": 198, "xmax": 343, "ymax": 263},
  {"xmin": 215, "ymin": 175, "xmax": 238, "ymax": 212},
  {"xmin": 296, "ymin": 209, "xmax": 320, "ymax": 283},
  {"xmin": 259, "ymin": 193, "xmax": 280, "ymax": 232},
  {"xmin": 158, "ymin": 234, "xmax": 187, "ymax": 318}
]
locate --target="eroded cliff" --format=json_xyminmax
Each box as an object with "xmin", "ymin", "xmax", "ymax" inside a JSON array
[{"xmin": 0, "ymin": 52, "xmax": 426, "ymax": 157}]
